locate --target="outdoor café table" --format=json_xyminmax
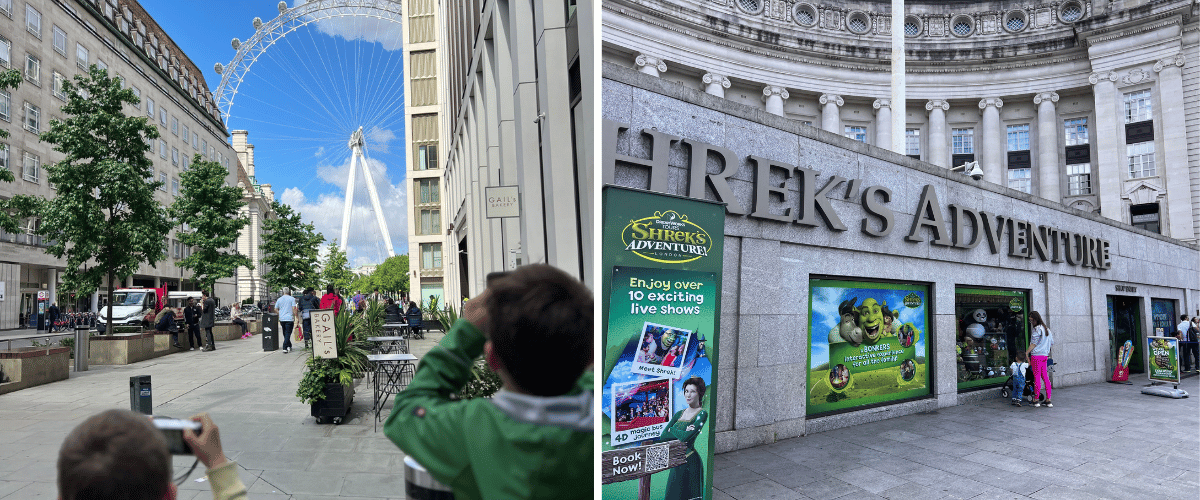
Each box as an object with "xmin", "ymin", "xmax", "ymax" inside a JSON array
[
  {"xmin": 382, "ymin": 322, "xmax": 411, "ymax": 338},
  {"xmin": 366, "ymin": 335, "xmax": 408, "ymax": 354},
  {"xmin": 367, "ymin": 353, "xmax": 417, "ymax": 429}
]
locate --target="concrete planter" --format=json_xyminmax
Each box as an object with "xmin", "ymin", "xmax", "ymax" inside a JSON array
[
  {"xmin": 88, "ymin": 332, "xmax": 187, "ymax": 365},
  {"xmin": 0, "ymin": 347, "xmax": 71, "ymax": 395}
]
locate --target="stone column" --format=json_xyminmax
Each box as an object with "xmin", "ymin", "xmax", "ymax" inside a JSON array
[
  {"xmin": 1153, "ymin": 54, "xmax": 1195, "ymax": 240},
  {"xmin": 978, "ymin": 97, "xmax": 1004, "ymax": 186},
  {"xmin": 1089, "ymin": 71, "xmax": 1121, "ymax": 220},
  {"xmin": 873, "ymin": 99, "xmax": 892, "ymax": 148},
  {"xmin": 702, "ymin": 72, "xmax": 730, "ymax": 98},
  {"xmin": 1034, "ymin": 91, "xmax": 1061, "ymax": 203},
  {"xmin": 926, "ymin": 99, "xmax": 950, "ymax": 168},
  {"xmin": 819, "ymin": 94, "xmax": 844, "ymax": 133},
  {"xmin": 48, "ymin": 269, "xmax": 57, "ymax": 309},
  {"xmin": 763, "ymin": 86, "xmax": 790, "ymax": 116},
  {"xmin": 634, "ymin": 53, "xmax": 666, "ymax": 77}
]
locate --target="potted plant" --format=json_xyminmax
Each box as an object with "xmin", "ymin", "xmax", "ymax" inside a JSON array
[
  {"xmin": 427, "ymin": 302, "xmax": 503, "ymax": 400},
  {"xmin": 295, "ymin": 307, "xmax": 373, "ymax": 424}
]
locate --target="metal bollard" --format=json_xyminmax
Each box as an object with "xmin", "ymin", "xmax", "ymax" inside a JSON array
[
  {"xmin": 404, "ymin": 456, "xmax": 454, "ymax": 499},
  {"xmin": 74, "ymin": 325, "xmax": 89, "ymax": 372},
  {"xmin": 129, "ymin": 375, "xmax": 152, "ymax": 415}
]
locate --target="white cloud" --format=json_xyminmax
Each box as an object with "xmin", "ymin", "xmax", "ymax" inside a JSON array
[
  {"xmin": 365, "ymin": 126, "xmax": 397, "ymax": 153},
  {"xmin": 314, "ymin": 146, "xmax": 325, "ymax": 158},
  {"xmin": 280, "ymin": 157, "xmax": 408, "ymax": 266},
  {"xmin": 294, "ymin": 1, "xmax": 404, "ymax": 51}
]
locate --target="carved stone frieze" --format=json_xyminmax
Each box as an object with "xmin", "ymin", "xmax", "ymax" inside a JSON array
[
  {"xmin": 926, "ymin": 15, "xmax": 947, "ymax": 37},
  {"xmin": 1088, "ymin": 71, "xmax": 1118, "ymax": 85},
  {"xmin": 1123, "ymin": 180, "xmax": 1164, "ymax": 206},
  {"xmin": 1119, "ymin": 68, "xmax": 1154, "ymax": 86},
  {"xmin": 1153, "ymin": 54, "xmax": 1186, "ymax": 73},
  {"xmin": 979, "ymin": 13, "xmax": 1000, "ymax": 34}
]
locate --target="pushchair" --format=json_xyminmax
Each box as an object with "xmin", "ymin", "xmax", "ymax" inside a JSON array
[{"xmin": 999, "ymin": 363, "xmax": 1036, "ymax": 402}]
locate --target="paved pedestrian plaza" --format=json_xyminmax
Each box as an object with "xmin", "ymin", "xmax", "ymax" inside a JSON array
[
  {"xmin": 0, "ymin": 330, "xmax": 445, "ymax": 500},
  {"xmin": 712, "ymin": 375, "xmax": 1199, "ymax": 500}
]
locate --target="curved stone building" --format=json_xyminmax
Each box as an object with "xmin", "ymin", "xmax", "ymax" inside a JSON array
[{"xmin": 602, "ymin": 0, "xmax": 1199, "ymax": 244}]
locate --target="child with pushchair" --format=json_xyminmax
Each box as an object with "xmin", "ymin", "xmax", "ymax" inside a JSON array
[{"xmin": 1003, "ymin": 352, "xmax": 1034, "ymax": 406}]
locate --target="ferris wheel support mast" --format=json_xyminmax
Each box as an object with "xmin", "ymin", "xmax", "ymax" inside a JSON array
[{"xmin": 339, "ymin": 127, "xmax": 395, "ymax": 257}]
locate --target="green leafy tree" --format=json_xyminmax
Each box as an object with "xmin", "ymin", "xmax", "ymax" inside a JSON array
[
  {"xmin": 0, "ymin": 69, "xmax": 39, "ymax": 232},
  {"xmin": 320, "ymin": 241, "xmax": 353, "ymax": 293},
  {"xmin": 170, "ymin": 155, "xmax": 251, "ymax": 293},
  {"xmin": 261, "ymin": 200, "xmax": 324, "ymax": 291},
  {"xmin": 37, "ymin": 66, "xmax": 172, "ymax": 326},
  {"xmin": 373, "ymin": 254, "xmax": 409, "ymax": 294}
]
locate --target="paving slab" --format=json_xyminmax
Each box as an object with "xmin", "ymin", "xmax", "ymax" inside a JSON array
[
  {"xmin": 715, "ymin": 375, "xmax": 1200, "ymax": 500},
  {"xmin": 0, "ymin": 329, "xmax": 448, "ymax": 499}
]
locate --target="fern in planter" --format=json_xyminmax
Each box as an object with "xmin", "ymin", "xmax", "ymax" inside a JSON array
[{"xmin": 295, "ymin": 308, "xmax": 374, "ymax": 404}]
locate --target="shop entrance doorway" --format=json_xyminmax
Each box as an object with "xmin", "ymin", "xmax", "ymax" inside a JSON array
[{"xmin": 1108, "ymin": 296, "xmax": 1144, "ymax": 374}]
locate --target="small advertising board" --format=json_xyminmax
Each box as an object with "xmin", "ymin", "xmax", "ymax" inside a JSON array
[
  {"xmin": 601, "ymin": 186, "xmax": 724, "ymax": 500},
  {"xmin": 310, "ymin": 309, "xmax": 338, "ymax": 359},
  {"xmin": 1146, "ymin": 336, "xmax": 1179, "ymax": 384}
]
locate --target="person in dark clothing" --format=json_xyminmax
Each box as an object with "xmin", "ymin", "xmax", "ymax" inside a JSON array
[
  {"xmin": 47, "ymin": 303, "xmax": 60, "ymax": 332},
  {"xmin": 384, "ymin": 298, "xmax": 403, "ymax": 323},
  {"xmin": 405, "ymin": 301, "xmax": 423, "ymax": 339},
  {"xmin": 201, "ymin": 291, "xmax": 216, "ymax": 351},
  {"xmin": 298, "ymin": 288, "xmax": 320, "ymax": 349},
  {"xmin": 183, "ymin": 298, "xmax": 202, "ymax": 350}
]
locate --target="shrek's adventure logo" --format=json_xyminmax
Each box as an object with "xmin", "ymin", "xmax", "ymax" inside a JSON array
[{"xmin": 621, "ymin": 210, "xmax": 712, "ymax": 264}]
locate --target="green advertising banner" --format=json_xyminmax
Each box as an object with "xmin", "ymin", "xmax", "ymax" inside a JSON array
[
  {"xmin": 601, "ymin": 187, "xmax": 724, "ymax": 500},
  {"xmin": 808, "ymin": 279, "xmax": 931, "ymax": 415},
  {"xmin": 1147, "ymin": 337, "xmax": 1180, "ymax": 383}
]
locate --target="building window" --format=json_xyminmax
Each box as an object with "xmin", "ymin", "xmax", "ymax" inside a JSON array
[
  {"xmin": 192, "ymin": 132, "xmax": 198, "ymax": 149},
  {"xmin": 24, "ymin": 54, "xmax": 39, "ymax": 85},
  {"xmin": 22, "ymin": 151, "xmax": 39, "ymax": 183},
  {"xmin": 171, "ymin": 177, "xmax": 179, "ymax": 196},
  {"xmin": 0, "ymin": 0, "xmax": 10, "ymax": 17},
  {"xmin": 53, "ymin": 26, "xmax": 66, "ymax": 56},
  {"xmin": 417, "ymin": 208, "xmax": 441, "ymax": 235},
  {"xmin": 201, "ymin": 139, "xmax": 207, "ymax": 157},
  {"xmin": 408, "ymin": 0, "xmax": 436, "ymax": 43},
  {"xmin": 0, "ymin": 36, "xmax": 9, "ymax": 67},
  {"xmin": 1006, "ymin": 124, "xmax": 1029, "ymax": 151},
  {"xmin": 1064, "ymin": 117, "xmax": 1088, "ymax": 146},
  {"xmin": 420, "ymin": 242, "xmax": 442, "ymax": 270},
  {"xmin": 159, "ymin": 108, "xmax": 167, "ymax": 127},
  {"xmin": 955, "ymin": 288, "xmax": 1029, "ymax": 391},
  {"xmin": 409, "ymin": 51, "xmax": 437, "ymax": 107},
  {"xmin": 1130, "ymin": 203, "xmax": 1160, "ymax": 234},
  {"xmin": 159, "ymin": 172, "xmax": 168, "ymax": 191},
  {"xmin": 952, "ymin": 128, "xmax": 974, "ymax": 154},
  {"xmin": 905, "ymin": 129, "xmax": 921, "ymax": 157},
  {"xmin": 1127, "ymin": 142, "xmax": 1155, "ymax": 178},
  {"xmin": 1124, "ymin": 89, "xmax": 1152, "ymax": 123},
  {"xmin": 181, "ymin": 124, "xmax": 189, "ymax": 141},
  {"xmin": 52, "ymin": 71, "xmax": 66, "ymax": 100},
  {"xmin": 25, "ymin": 4, "xmax": 40, "ymax": 37},
  {"xmin": 0, "ymin": 90, "xmax": 9, "ymax": 121},
  {"xmin": 171, "ymin": 147, "xmax": 179, "ymax": 166},
  {"xmin": 159, "ymin": 140, "xmax": 167, "ymax": 159},
  {"xmin": 181, "ymin": 155, "xmax": 188, "ymax": 171},
  {"xmin": 844, "ymin": 126, "xmax": 867, "ymax": 143},
  {"xmin": 412, "ymin": 113, "xmax": 438, "ymax": 170},
  {"xmin": 417, "ymin": 178, "xmax": 439, "ymax": 204},
  {"xmin": 170, "ymin": 115, "xmax": 178, "ymax": 135},
  {"xmin": 96, "ymin": 59, "xmax": 107, "ymax": 74},
  {"xmin": 0, "ymin": 143, "xmax": 8, "ymax": 171},
  {"xmin": 1007, "ymin": 167, "xmax": 1031, "ymax": 193},
  {"xmin": 23, "ymin": 102, "xmax": 39, "ymax": 133},
  {"xmin": 147, "ymin": 97, "xmax": 154, "ymax": 117},
  {"xmin": 75, "ymin": 43, "xmax": 88, "ymax": 70},
  {"xmin": 1067, "ymin": 163, "xmax": 1091, "ymax": 195}
]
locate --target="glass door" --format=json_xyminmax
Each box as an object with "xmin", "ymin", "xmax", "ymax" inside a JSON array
[{"xmin": 1109, "ymin": 296, "xmax": 1144, "ymax": 374}]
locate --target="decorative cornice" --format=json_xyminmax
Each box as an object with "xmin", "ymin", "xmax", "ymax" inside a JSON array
[
  {"xmin": 978, "ymin": 97, "xmax": 1004, "ymax": 109},
  {"xmin": 702, "ymin": 72, "xmax": 731, "ymax": 88},
  {"xmin": 1088, "ymin": 71, "xmax": 1118, "ymax": 85},
  {"xmin": 634, "ymin": 53, "xmax": 667, "ymax": 73},
  {"xmin": 819, "ymin": 93, "xmax": 844, "ymax": 106},
  {"xmin": 763, "ymin": 85, "xmax": 791, "ymax": 100},
  {"xmin": 925, "ymin": 99, "xmax": 950, "ymax": 111},
  {"xmin": 1082, "ymin": 14, "xmax": 1183, "ymax": 47},
  {"xmin": 1033, "ymin": 91, "xmax": 1060, "ymax": 105},
  {"xmin": 1153, "ymin": 54, "xmax": 1186, "ymax": 73},
  {"xmin": 872, "ymin": 98, "xmax": 890, "ymax": 110}
]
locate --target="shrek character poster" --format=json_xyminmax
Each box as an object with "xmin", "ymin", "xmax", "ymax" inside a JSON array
[
  {"xmin": 1147, "ymin": 337, "xmax": 1180, "ymax": 383},
  {"xmin": 808, "ymin": 279, "xmax": 931, "ymax": 415}
]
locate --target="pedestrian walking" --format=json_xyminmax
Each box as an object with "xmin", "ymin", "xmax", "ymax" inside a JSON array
[
  {"xmin": 1009, "ymin": 352, "xmax": 1029, "ymax": 406},
  {"xmin": 320, "ymin": 284, "xmax": 343, "ymax": 315},
  {"xmin": 201, "ymin": 291, "xmax": 216, "ymax": 351},
  {"xmin": 47, "ymin": 302, "xmax": 60, "ymax": 332},
  {"xmin": 298, "ymin": 287, "xmax": 320, "ymax": 349},
  {"xmin": 1176, "ymin": 315, "xmax": 1198, "ymax": 373},
  {"xmin": 1025, "ymin": 311, "xmax": 1054, "ymax": 407},
  {"xmin": 184, "ymin": 298, "xmax": 202, "ymax": 350},
  {"xmin": 275, "ymin": 288, "xmax": 298, "ymax": 354}
]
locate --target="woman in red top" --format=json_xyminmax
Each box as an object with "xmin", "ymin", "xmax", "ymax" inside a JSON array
[{"xmin": 320, "ymin": 284, "xmax": 343, "ymax": 314}]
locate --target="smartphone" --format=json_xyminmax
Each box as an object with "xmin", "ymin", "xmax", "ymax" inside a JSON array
[
  {"xmin": 153, "ymin": 418, "xmax": 201, "ymax": 455},
  {"xmin": 486, "ymin": 271, "xmax": 511, "ymax": 287}
]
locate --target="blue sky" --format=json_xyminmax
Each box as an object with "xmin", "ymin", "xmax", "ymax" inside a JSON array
[{"xmin": 140, "ymin": 1, "xmax": 409, "ymax": 266}]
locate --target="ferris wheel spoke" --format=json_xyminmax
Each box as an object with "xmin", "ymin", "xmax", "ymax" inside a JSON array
[
  {"xmin": 229, "ymin": 85, "xmax": 338, "ymax": 133},
  {"xmin": 260, "ymin": 40, "xmax": 352, "ymax": 134}
]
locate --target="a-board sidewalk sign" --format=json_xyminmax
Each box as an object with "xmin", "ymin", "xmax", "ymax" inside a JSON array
[
  {"xmin": 1141, "ymin": 336, "xmax": 1188, "ymax": 398},
  {"xmin": 601, "ymin": 186, "xmax": 725, "ymax": 500}
]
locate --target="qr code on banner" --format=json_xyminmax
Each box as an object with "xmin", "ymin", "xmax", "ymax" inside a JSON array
[{"xmin": 645, "ymin": 444, "xmax": 669, "ymax": 472}]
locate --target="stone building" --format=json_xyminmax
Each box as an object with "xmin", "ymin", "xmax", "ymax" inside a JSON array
[
  {"xmin": 0, "ymin": 0, "xmax": 237, "ymax": 326},
  {"xmin": 230, "ymin": 130, "xmax": 275, "ymax": 305},
  {"xmin": 602, "ymin": 0, "xmax": 1199, "ymax": 244},
  {"xmin": 438, "ymin": 0, "xmax": 595, "ymax": 302}
]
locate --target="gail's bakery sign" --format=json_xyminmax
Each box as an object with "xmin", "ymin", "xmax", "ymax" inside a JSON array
[{"xmin": 604, "ymin": 120, "xmax": 1111, "ymax": 271}]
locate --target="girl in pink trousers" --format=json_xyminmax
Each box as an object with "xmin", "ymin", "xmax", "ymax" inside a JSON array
[{"xmin": 1025, "ymin": 311, "xmax": 1054, "ymax": 407}]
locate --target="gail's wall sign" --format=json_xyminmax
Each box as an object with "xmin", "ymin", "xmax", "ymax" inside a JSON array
[{"xmin": 603, "ymin": 120, "xmax": 1111, "ymax": 271}]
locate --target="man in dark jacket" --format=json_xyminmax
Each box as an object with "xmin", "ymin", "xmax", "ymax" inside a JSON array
[
  {"xmin": 201, "ymin": 291, "xmax": 216, "ymax": 351},
  {"xmin": 47, "ymin": 302, "xmax": 60, "ymax": 332},
  {"xmin": 183, "ymin": 298, "xmax": 201, "ymax": 351}
]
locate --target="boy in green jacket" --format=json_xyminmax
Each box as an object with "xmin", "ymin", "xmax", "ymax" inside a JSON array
[{"xmin": 384, "ymin": 264, "xmax": 593, "ymax": 500}]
